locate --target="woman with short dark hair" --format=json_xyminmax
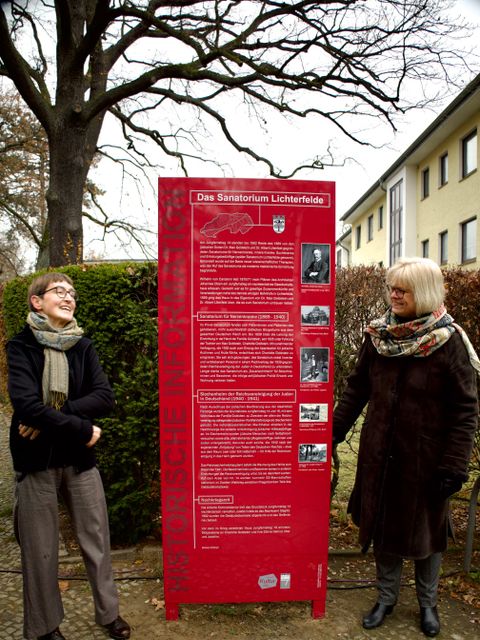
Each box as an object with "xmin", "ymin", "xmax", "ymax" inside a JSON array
[{"xmin": 7, "ymin": 272, "xmax": 131, "ymax": 640}]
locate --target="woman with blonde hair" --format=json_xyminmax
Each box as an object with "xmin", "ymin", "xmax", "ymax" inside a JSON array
[{"xmin": 333, "ymin": 257, "xmax": 479, "ymax": 637}]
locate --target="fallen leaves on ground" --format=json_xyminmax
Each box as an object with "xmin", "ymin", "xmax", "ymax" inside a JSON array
[
  {"xmin": 58, "ymin": 580, "xmax": 69, "ymax": 592},
  {"xmin": 440, "ymin": 574, "xmax": 480, "ymax": 609},
  {"xmin": 146, "ymin": 597, "xmax": 165, "ymax": 611}
]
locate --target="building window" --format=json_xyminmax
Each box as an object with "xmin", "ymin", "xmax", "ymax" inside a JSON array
[
  {"xmin": 422, "ymin": 239, "xmax": 429, "ymax": 258},
  {"xmin": 355, "ymin": 225, "xmax": 361, "ymax": 249},
  {"xmin": 439, "ymin": 153, "xmax": 448, "ymax": 186},
  {"xmin": 367, "ymin": 214, "xmax": 374, "ymax": 241},
  {"xmin": 439, "ymin": 230, "xmax": 448, "ymax": 265},
  {"xmin": 378, "ymin": 205, "xmax": 384, "ymax": 230},
  {"xmin": 336, "ymin": 248, "xmax": 342, "ymax": 268},
  {"xmin": 421, "ymin": 167, "xmax": 430, "ymax": 199},
  {"xmin": 389, "ymin": 180, "xmax": 403, "ymax": 265},
  {"xmin": 461, "ymin": 217, "xmax": 477, "ymax": 263},
  {"xmin": 462, "ymin": 129, "xmax": 477, "ymax": 178}
]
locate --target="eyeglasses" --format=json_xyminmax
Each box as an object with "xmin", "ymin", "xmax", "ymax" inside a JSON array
[
  {"xmin": 41, "ymin": 285, "xmax": 78, "ymax": 301},
  {"xmin": 386, "ymin": 284, "xmax": 410, "ymax": 299}
]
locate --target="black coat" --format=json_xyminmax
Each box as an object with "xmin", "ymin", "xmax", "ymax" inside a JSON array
[
  {"xmin": 7, "ymin": 325, "xmax": 115, "ymax": 475},
  {"xmin": 304, "ymin": 258, "xmax": 329, "ymax": 283},
  {"xmin": 333, "ymin": 332, "xmax": 478, "ymax": 558}
]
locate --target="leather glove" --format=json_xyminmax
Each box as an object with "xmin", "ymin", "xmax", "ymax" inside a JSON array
[
  {"xmin": 437, "ymin": 472, "xmax": 464, "ymax": 501},
  {"xmin": 332, "ymin": 432, "xmax": 344, "ymax": 447}
]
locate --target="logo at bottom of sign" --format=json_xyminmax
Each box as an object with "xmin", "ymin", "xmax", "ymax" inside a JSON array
[{"xmin": 258, "ymin": 573, "xmax": 291, "ymax": 590}]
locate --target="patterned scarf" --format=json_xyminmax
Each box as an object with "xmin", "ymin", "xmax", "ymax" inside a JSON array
[
  {"xmin": 27, "ymin": 311, "xmax": 84, "ymax": 409},
  {"xmin": 366, "ymin": 305, "xmax": 480, "ymax": 374}
]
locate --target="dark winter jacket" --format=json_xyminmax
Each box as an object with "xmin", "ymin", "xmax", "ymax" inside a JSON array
[
  {"xmin": 333, "ymin": 332, "xmax": 478, "ymax": 558},
  {"xmin": 7, "ymin": 325, "xmax": 115, "ymax": 475}
]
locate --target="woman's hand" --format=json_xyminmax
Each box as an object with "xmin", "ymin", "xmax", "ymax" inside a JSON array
[
  {"xmin": 86, "ymin": 425, "xmax": 102, "ymax": 448},
  {"xmin": 18, "ymin": 424, "xmax": 40, "ymax": 440},
  {"xmin": 437, "ymin": 472, "xmax": 464, "ymax": 500}
]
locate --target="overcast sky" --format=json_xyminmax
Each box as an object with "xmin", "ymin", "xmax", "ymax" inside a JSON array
[
  {"xmin": 86, "ymin": 0, "xmax": 480, "ymax": 261},
  {"xmin": 321, "ymin": 0, "xmax": 480, "ymax": 227}
]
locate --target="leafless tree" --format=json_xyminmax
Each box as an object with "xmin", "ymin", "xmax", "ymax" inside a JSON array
[
  {"xmin": 0, "ymin": 88, "xmax": 149, "ymax": 269},
  {"xmin": 0, "ymin": 0, "xmax": 475, "ymax": 265}
]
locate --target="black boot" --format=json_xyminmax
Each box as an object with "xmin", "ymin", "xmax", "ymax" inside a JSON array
[
  {"xmin": 420, "ymin": 606, "xmax": 440, "ymax": 637},
  {"xmin": 362, "ymin": 602, "xmax": 394, "ymax": 629},
  {"xmin": 103, "ymin": 615, "xmax": 131, "ymax": 640},
  {"xmin": 37, "ymin": 629, "xmax": 66, "ymax": 640}
]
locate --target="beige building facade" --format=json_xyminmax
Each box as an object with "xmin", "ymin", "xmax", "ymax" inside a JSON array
[{"xmin": 337, "ymin": 74, "xmax": 480, "ymax": 269}]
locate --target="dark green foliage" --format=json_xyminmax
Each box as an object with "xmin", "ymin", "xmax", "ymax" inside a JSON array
[
  {"xmin": 2, "ymin": 263, "xmax": 480, "ymax": 539},
  {"xmin": 1, "ymin": 262, "xmax": 159, "ymax": 544}
]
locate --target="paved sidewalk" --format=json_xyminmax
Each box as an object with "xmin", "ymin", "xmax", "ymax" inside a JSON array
[{"xmin": 1, "ymin": 405, "xmax": 479, "ymax": 639}]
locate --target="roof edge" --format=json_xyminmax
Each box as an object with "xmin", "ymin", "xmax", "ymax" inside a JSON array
[{"xmin": 341, "ymin": 73, "xmax": 480, "ymax": 222}]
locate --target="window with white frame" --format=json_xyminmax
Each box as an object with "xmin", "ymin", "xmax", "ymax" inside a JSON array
[
  {"xmin": 439, "ymin": 230, "xmax": 448, "ymax": 265},
  {"xmin": 421, "ymin": 239, "xmax": 429, "ymax": 258},
  {"xmin": 461, "ymin": 217, "xmax": 477, "ymax": 263},
  {"xmin": 378, "ymin": 205, "xmax": 384, "ymax": 230},
  {"xmin": 389, "ymin": 180, "xmax": 403, "ymax": 265},
  {"xmin": 421, "ymin": 167, "xmax": 430, "ymax": 199},
  {"xmin": 439, "ymin": 152, "xmax": 448, "ymax": 186},
  {"xmin": 367, "ymin": 214, "xmax": 374, "ymax": 241},
  {"xmin": 462, "ymin": 130, "xmax": 477, "ymax": 178},
  {"xmin": 355, "ymin": 225, "xmax": 361, "ymax": 249}
]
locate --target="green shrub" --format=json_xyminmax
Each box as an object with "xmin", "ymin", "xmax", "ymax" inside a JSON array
[
  {"xmin": 1, "ymin": 262, "xmax": 159, "ymax": 544},
  {"xmin": 2, "ymin": 263, "xmax": 479, "ymax": 540}
]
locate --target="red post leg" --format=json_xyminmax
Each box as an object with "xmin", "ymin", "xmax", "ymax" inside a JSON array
[
  {"xmin": 312, "ymin": 599, "xmax": 325, "ymax": 619},
  {"xmin": 165, "ymin": 602, "xmax": 179, "ymax": 620}
]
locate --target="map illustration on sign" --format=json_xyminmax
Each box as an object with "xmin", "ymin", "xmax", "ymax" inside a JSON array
[{"xmin": 200, "ymin": 212, "xmax": 254, "ymax": 237}]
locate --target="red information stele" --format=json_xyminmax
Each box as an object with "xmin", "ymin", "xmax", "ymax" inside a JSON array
[{"xmin": 158, "ymin": 177, "xmax": 335, "ymax": 620}]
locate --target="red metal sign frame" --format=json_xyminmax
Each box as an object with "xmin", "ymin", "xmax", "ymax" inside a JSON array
[{"xmin": 158, "ymin": 177, "xmax": 335, "ymax": 620}]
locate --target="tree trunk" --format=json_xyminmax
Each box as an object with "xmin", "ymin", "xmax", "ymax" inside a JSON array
[
  {"xmin": 46, "ymin": 123, "xmax": 91, "ymax": 266},
  {"xmin": 35, "ymin": 223, "xmax": 50, "ymax": 270}
]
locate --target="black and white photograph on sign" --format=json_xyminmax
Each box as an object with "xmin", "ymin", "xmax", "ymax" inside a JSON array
[
  {"xmin": 301, "ymin": 305, "xmax": 330, "ymax": 326},
  {"xmin": 300, "ymin": 347, "xmax": 329, "ymax": 383},
  {"xmin": 299, "ymin": 403, "xmax": 328, "ymax": 422},
  {"xmin": 299, "ymin": 443, "xmax": 327, "ymax": 463},
  {"xmin": 301, "ymin": 244, "xmax": 330, "ymax": 284},
  {"xmin": 299, "ymin": 404, "xmax": 321, "ymax": 422}
]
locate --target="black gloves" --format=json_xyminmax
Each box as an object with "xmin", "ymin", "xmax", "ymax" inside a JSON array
[
  {"xmin": 437, "ymin": 472, "xmax": 464, "ymax": 501},
  {"xmin": 332, "ymin": 432, "xmax": 344, "ymax": 447}
]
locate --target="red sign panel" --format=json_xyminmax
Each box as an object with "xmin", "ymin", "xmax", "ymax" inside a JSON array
[{"xmin": 158, "ymin": 178, "xmax": 335, "ymax": 620}]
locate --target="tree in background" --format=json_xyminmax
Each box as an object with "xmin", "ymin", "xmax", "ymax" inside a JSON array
[
  {"xmin": 0, "ymin": 90, "xmax": 47, "ymax": 275},
  {"xmin": 0, "ymin": 89, "xmax": 147, "ymax": 270},
  {"xmin": 0, "ymin": 0, "xmax": 476, "ymax": 265},
  {"xmin": 0, "ymin": 229, "xmax": 24, "ymax": 280}
]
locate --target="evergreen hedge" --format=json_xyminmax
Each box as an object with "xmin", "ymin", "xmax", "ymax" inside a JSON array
[
  {"xmin": 1, "ymin": 264, "xmax": 479, "ymax": 541},
  {"xmin": 0, "ymin": 262, "xmax": 159, "ymax": 544}
]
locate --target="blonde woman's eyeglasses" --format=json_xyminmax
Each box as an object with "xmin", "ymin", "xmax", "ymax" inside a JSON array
[{"xmin": 385, "ymin": 284, "xmax": 410, "ymax": 299}]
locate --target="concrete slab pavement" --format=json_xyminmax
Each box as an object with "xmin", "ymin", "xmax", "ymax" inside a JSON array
[{"xmin": 1, "ymin": 405, "xmax": 479, "ymax": 639}]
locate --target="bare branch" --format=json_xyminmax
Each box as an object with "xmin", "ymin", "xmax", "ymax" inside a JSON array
[{"xmin": 1, "ymin": 0, "xmax": 478, "ymax": 265}]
